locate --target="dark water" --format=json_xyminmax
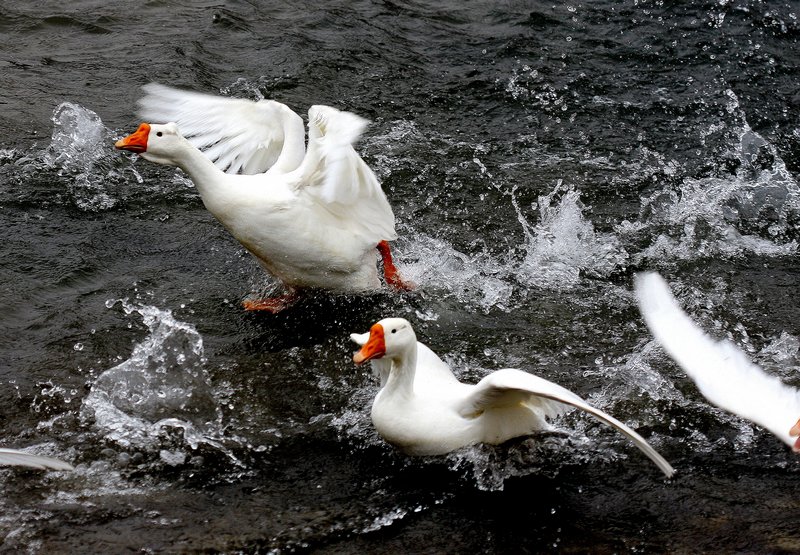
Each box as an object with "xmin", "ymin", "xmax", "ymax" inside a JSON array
[{"xmin": 2, "ymin": 0, "xmax": 800, "ymax": 552}]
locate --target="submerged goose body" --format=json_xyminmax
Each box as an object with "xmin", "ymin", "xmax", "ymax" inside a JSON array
[
  {"xmin": 0, "ymin": 447, "xmax": 73, "ymax": 471},
  {"xmin": 116, "ymin": 84, "xmax": 409, "ymax": 309},
  {"xmin": 350, "ymin": 318, "xmax": 675, "ymax": 477},
  {"xmin": 635, "ymin": 272, "xmax": 800, "ymax": 452}
]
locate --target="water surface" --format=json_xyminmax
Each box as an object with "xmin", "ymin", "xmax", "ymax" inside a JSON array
[{"xmin": 2, "ymin": 1, "xmax": 800, "ymax": 552}]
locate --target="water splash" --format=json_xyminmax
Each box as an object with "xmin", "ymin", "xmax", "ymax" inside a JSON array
[
  {"xmin": 628, "ymin": 91, "xmax": 800, "ymax": 262},
  {"xmin": 394, "ymin": 230, "xmax": 514, "ymax": 313},
  {"xmin": 759, "ymin": 332, "xmax": 800, "ymax": 367},
  {"xmin": 81, "ymin": 300, "xmax": 229, "ymax": 455},
  {"xmin": 515, "ymin": 182, "xmax": 629, "ymax": 288},
  {"xmin": 43, "ymin": 102, "xmax": 108, "ymax": 172},
  {"xmin": 42, "ymin": 102, "xmax": 140, "ymax": 211},
  {"xmin": 585, "ymin": 339, "xmax": 685, "ymax": 405}
]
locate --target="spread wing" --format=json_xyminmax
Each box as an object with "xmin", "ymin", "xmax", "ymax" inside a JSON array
[
  {"xmin": 294, "ymin": 105, "xmax": 397, "ymax": 243},
  {"xmin": 0, "ymin": 447, "xmax": 73, "ymax": 471},
  {"xmin": 635, "ymin": 271, "xmax": 800, "ymax": 449},
  {"xmin": 137, "ymin": 83, "xmax": 305, "ymax": 175},
  {"xmin": 459, "ymin": 368, "xmax": 675, "ymax": 477}
]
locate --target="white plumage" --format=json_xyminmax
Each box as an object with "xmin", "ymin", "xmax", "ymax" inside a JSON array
[
  {"xmin": 0, "ymin": 447, "xmax": 73, "ymax": 471},
  {"xmin": 117, "ymin": 84, "xmax": 409, "ymax": 305},
  {"xmin": 351, "ymin": 318, "xmax": 675, "ymax": 477},
  {"xmin": 635, "ymin": 271, "xmax": 800, "ymax": 452}
]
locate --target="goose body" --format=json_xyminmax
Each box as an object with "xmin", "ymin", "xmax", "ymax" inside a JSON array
[
  {"xmin": 635, "ymin": 272, "xmax": 800, "ymax": 452},
  {"xmin": 0, "ymin": 447, "xmax": 73, "ymax": 471},
  {"xmin": 351, "ymin": 318, "xmax": 675, "ymax": 477},
  {"xmin": 116, "ymin": 84, "xmax": 409, "ymax": 307}
]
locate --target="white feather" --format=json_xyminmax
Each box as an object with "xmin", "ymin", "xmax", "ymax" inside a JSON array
[
  {"xmin": 296, "ymin": 105, "xmax": 397, "ymax": 242},
  {"xmin": 635, "ymin": 272, "xmax": 800, "ymax": 449},
  {"xmin": 0, "ymin": 447, "xmax": 73, "ymax": 471},
  {"xmin": 352, "ymin": 318, "xmax": 674, "ymax": 477},
  {"xmin": 137, "ymin": 83, "xmax": 305, "ymax": 175}
]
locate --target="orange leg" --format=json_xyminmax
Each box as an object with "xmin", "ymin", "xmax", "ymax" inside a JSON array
[
  {"xmin": 242, "ymin": 291, "xmax": 300, "ymax": 313},
  {"xmin": 377, "ymin": 240, "xmax": 414, "ymax": 291}
]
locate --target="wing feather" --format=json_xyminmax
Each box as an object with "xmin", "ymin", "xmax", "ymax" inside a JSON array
[
  {"xmin": 137, "ymin": 83, "xmax": 304, "ymax": 175},
  {"xmin": 295, "ymin": 105, "xmax": 397, "ymax": 243},
  {"xmin": 0, "ymin": 447, "xmax": 73, "ymax": 471},
  {"xmin": 460, "ymin": 368, "xmax": 675, "ymax": 477},
  {"xmin": 635, "ymin": 272, "xmax": 800, "ymax": 449}
]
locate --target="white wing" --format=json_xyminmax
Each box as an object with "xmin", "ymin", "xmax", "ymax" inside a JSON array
[
  {"xmin": 460, "ymin": 368, "xmax": 675, "ymax": 477},
  {"xmin": 0, "ymin": 447, "xmax": 73, "ymax": 471},
  {"xmin": 635, "ymin": 272, "xmax": 800, "ymax": 449},
  {"xmin": 137, "ymin": 83, "xmax": 305, "ymax": 175},
  {"xmin": 295, "ymin": 105, "xmax": 397, "ymax": 242}
]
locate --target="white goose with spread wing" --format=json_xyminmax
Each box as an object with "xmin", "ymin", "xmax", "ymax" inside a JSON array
[
  {"xmin": 350, "ymin": 318, "xmax": 675, "ymax": 478},
  {"xmin": 116, "ymin": 83, "xmax": 410, "ymax": 311},
  {"xmin": 635, "ymin": 271, "xmax": 800, "ymax": 452}
]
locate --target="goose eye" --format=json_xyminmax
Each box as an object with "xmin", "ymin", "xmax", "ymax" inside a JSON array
[
  {"xmin": 156, "ymin": 131, "xmax": 163, "ymax": 137},
  {"xmin": 391, "ymin": 329, "xmax": 397, "ymax": 334}
]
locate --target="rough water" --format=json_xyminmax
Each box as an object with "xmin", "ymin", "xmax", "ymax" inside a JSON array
[{"xmin": 2, "ymin": 1, "xmax": 800, "ymax": 552}]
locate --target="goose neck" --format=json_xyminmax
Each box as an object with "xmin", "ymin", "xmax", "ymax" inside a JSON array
[{"xmin": 384, "ymin": 344, "xmax": 418, "ymax": 397}]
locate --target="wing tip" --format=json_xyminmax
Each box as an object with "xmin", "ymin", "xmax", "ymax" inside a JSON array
[{"xmin": 0, "ymin": 450, "xmax": 74, "ymax": 471}]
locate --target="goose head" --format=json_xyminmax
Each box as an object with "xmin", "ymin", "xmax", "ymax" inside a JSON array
[
  {"xmin": 115, "ymin": 122, "xmax": 184, "ymax": 166},
  {"xmin": 352, "ymin": 317, "xmax": 416, "ymax": 364}
]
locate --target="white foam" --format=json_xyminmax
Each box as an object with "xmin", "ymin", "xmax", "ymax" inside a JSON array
[
  {"xmin": 514, "ymin": 182, "xmax": 629, "ymax": 288},
  {"xmin": 393, "ymin": 229, "xmax": 515, "ymax": 312},
  {"xmin": 81, "ymin": 300, "xmax": 229, "ymax": 456},
  {"xmin": 626, "ymin": 92, "xmax": 800, "ymax": 261}
]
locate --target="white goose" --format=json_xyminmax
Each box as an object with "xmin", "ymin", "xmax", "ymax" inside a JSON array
[
  {"xmin": 350, "ymin": 318, "xmax": 675, "ymax": 478},
  {"xmin": 0, "ymin": 447, "xmax": 73, "ymax": 471},
  {"xmin": 635, "ymin": 272, "xmax": 800, "ymax": 453},
  {"xmin": 115, "ymin": 83, "xmax": 410, "ymax": 312}
]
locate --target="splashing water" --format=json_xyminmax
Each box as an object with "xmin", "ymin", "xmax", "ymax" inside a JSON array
[
  {"xmin": 628, "ymin": 92, "xmax": 800, "ymax": 262},
  {"xmin": 394, "ymin": 229, "xmax": 515, "ymax": 313},
  {"xmin": 43, "ymin": 102, "xmax": 108, "ymax": 171},
  {"xmin": 81, "ymin": 300, "xmax": 227, "ymax": 454},
  {"xmin": 39, "ymin": 102, "xmax": 145, "ymax": 211},
  {"xmin": 390, "ymin": 181, "xmax": 631, "ymax": 312},
  {"xmin": 515, "ymin": 182, "xmax": 629, "ymax": 288}
]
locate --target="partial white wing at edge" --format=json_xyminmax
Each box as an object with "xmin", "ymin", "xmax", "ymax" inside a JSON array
[
  {"xmin": 0, "ymin": 447, "xmax": 73, "ymax": 471},
  {"xmin": 634, "ymin": 271, "xmax": 800, "ymax": 449}
]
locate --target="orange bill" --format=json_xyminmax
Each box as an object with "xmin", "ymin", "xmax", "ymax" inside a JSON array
[
  {"xmin": 115, "ymin": 123, "xmax": 151, "ymax": 153},
  {"xmin": 353, "ymin": 323, "xmax": 386, "ymax": 364}
]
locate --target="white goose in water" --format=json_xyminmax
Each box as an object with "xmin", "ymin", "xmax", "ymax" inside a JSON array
[
  {"xmin": 115, "ymin": 83, "xmax": 411, "ymax": 312},
  {"xmin": 0, "ymin": 448, "xmax": 73, "ymax": 471},
  {"xmin": 635, "ymin": 272, "xmax": 800, "ymax": 453},
  {"xmin": 350, "ymin": 318, "xmax": 675, "ymax": 478}
]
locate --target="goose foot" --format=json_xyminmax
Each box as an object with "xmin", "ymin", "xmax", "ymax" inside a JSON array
[
  {"xmin": 242, "ymin": 292, "xmax": 300, "ymax": 313},
  {"xmin": 377, "ymin": 240, "xmax": 415, "ymax": 291}
]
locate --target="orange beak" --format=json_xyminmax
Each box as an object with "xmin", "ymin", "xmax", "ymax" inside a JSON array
[
  {"xmin": 353, "ymin": 323, "xmax": 386, "ymax": 365},
  {"xmin": 115, "ymin": 123, "xmax": 151, "ymax": 153}
]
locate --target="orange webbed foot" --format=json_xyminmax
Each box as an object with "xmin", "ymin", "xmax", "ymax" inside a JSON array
[{"xmin": 242, "ymin": 292, "xmax": 300, "ymax": 313}]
